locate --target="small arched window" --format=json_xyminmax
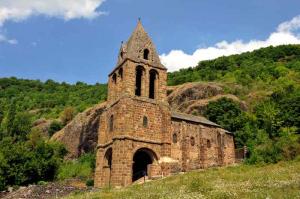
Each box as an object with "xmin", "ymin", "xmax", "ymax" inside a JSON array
[
  {"xmin": 207, "ymin": 139, "xmax": 211, "ymax": 148},
  {"xmin": 112, "ymin": 73, "xmax": 117, "ymax": 84},
  {"xmin": 120, "ymin": 51, "xmax": 123, "ymax": 59},
  {"xmin": 109, "ymin": 115, "xmax": 114, "ymax": 132},
  {"xmin": 143, "ymin": 116, "xmax": 148, "ymax": 128},
  {"xmin": 173, "ymin": 133, "xmax": 177, "ymax": 143},
  {"xmin": 143, "ymin": 49, "xmax": 149, "ymax": 60},
  {"xmin": 191, "ymin": 137, "xmax": 195, "ymax": 146}
]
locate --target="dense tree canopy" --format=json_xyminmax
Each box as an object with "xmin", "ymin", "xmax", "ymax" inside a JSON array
[
  {"xmin": 0, "ymin": 78, "xmax": 106, "ymax": 190},
  {"xmin": 168, "ymin": 45, "xmax": 300, "ymax": 87},
  {"xmin": 0, "ymin": 78, "xmax": 107, "ymax": 120}
]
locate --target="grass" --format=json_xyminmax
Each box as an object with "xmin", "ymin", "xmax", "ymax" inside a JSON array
[
  {"xmin": 65, "ymin": 160, "xmax": 300, "ymax": 199},
  {"xmin": 57, "ymin": 153, "xmax": 95, "ymax": 181}
]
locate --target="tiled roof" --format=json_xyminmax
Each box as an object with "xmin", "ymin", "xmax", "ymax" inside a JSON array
[
  {"xmin": 171, "ymin": 111, "xmax": 221, "ymax": 127},
  {"xmin": 110, "ymin": 20, "xmax": 166, "ymax": 76}
]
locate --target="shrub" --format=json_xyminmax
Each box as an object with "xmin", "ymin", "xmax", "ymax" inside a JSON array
[
  {"xmin": 37, "ymin": 181, "xmax": 48, "ymax": 185},
  {"xmin": 86, "ymin": 179, "xmax": 94, "ymax": 187},
  {"xmin": 0, "ymin": 137, "xmax": 66, "ymax": 191},
  {"xmin": 57, "ymin": 153, "xmax": 95, "ymax": 181},
  {"xmin": 61, "ymin": 107, "xmax": 76, "ymax": 125},
  {"xmin": 276, "ymin": 127, "xmax": 300, "ymax": 160},
  {"xmin": 48, "ymin": 121, "xmax": 63, "ymax": 137},
  {"xmin": 246, "ymin": 127, "xmax": 300, "ymax": 164}
]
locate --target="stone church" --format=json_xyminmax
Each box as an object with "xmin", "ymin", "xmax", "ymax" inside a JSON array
[{"xmin": 94, "ymin": 21, "xmax": 235, "ymax": 188}]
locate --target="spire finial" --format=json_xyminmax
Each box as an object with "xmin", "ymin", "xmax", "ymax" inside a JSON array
[{"xmin": 138, "ymin": 17, "xmax": 141, "ymax": 22}]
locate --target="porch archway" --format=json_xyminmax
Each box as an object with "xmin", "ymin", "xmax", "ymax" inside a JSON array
[{"xmin": 132, "ymin": 148, "xmax": 157, "ymax": 182}]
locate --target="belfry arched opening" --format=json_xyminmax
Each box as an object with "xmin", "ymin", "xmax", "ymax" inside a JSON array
[{"xmin": 132, "ymin": 148, "xmax": 157, "ymax": 182}]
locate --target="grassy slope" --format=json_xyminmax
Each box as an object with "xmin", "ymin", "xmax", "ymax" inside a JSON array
[{"xmin": 66, "ymin": 160, "xmax": 300, "ymax": 199}]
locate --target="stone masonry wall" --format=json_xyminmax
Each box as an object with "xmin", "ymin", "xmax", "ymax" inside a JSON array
[
  {"xmin": 170, "ymin": 119, "xmax": 235, "ymax": 173},
  {"xmin": 95, "ymin": 95, "xmax": 172, "ymax": 187},
  {"xmin": 108, "ymin": 60, "xmax": 168, "ymax": 105}
]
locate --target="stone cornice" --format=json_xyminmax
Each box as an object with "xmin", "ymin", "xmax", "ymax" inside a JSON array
[
  {"xmin": 106, "ymin": 95, "xmax": 169, "ymax": 109},
  {"xmin": 109, "ymin": 58, "xmax": 167, "ymax": 76},
  {"xmin": 97, "ymin": 135, "xmax": 171, "ymax": 149}
]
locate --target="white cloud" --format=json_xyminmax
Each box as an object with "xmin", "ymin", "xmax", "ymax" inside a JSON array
[
  {"xmin": 277, "ymin": 15, "xmax": 300, "ymax": 33},
  {"xmin": 0, "ymin": 0, "xmax": 106, "ymax": 26},
  {"xmin": 0, "ymin": 33, "xmax": 17, "ymax": 44},
  {"xmin": 0, "ymin": 0, "xmax": 106, "ymax": 45},
  {"xmin": 160, "ymin": 15, "xmax": 300, "ymax": 72}
]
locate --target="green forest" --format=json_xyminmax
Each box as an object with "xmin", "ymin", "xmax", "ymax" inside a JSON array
[{"xmin": 0, "ymin": 44, "xmax": 299, "ymax": 190}]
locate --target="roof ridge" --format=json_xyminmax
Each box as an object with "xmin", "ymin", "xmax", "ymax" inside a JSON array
[{"xmin": 171, "ymin": 111, "xmax": 221, "ymax": 127}]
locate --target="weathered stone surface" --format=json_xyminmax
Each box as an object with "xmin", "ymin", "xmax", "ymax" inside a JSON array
[
  {"xmin": 51, "ymin": 82, "xmax": 244, "ymax": 160},
  {"xmin": 51, "ymin": 102, "xmax": 106, "ymax": 158},
  {"xmin": 94, "ymin": 21, "xmax": 236, "ymax": 188},
  {"xmin": 168, "ymin": 82, "xmax": 247, "ymax": 115},
  {"xmin": 32, "ymin": 118, "xmax": 52, "ymax": 138}
]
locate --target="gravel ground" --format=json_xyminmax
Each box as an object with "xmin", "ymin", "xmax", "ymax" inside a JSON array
[{"xmin": 0, "ymin": 181, "xmax": 88, "ymax": 199}]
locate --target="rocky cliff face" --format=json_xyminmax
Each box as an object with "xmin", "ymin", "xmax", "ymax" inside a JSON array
[
  {"xmin": 51, "ymin": 102, "xmax": 106, "ymax": 158},
  {"xmin": 168, "ymin": 82, "xmax": 246, "ymax": 115},
  {"xmin": 52, "ymin": 82, "xmax": 245, "ymax": 158}
]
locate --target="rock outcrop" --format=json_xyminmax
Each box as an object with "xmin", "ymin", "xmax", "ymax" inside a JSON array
[
  {"xmin": 168, "ymin": 82, "xmax": 246, "ymax": 115},
  {"xmin": 51, "ymin": 102, "xmax": 106, "ymax": 158},
  {"xmin": 32, "ymin": 118, "xmax": 52, "ymax": 138}
]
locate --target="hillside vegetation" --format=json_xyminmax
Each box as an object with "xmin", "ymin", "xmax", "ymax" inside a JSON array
[
  {"xmin": 0, "ymin": 78, "xmax": 107, "ymax": 120},
  {"xmin": 0, "ymin": 45, "xmax": 300, "ymax": 191},
  {"xmin": 65, "ymin": 160, "xmax": 300, "ymax": 199},
  {"xmin": 168, "ymin": 44, "xmax": 300, "ymax": 90}
]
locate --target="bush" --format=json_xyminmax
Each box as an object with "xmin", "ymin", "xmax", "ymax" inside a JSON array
[
  {"xmin": 204, "ymin": 97, "xmax": 247, "ymax": 138},
  {"xmin": 37, "ymin": 181, "xmax": 48, "ymax": 185},
  {"xmin": 275, "ymin": 127, "xmax": 300, "ymax": 160},
  {"xmin": 246, "ymin": 127, "xmax": 300, "ymax": 164},
  {"xmin": 0, "ymin": 137, "xmax": 66, "ymax": 191},
  {"xmin": 48, "ymin": 121, "xmax": 63, "ymax": 137},
  {"xmin": 57, "ymin": 153, "xmax": 95, "ymax": 181},
  {"xmin": 86, "ymin": 179, "xmax": 94, "ymax": 187},
  {"xmin": 61, "ymin": 107, "xmax": 76, "ymax": 125}
]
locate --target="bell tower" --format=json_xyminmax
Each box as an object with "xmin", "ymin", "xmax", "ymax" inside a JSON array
[
  {"xmin": 107, "ymin": 20, "xmax": 168, "ymax": 105},
  {"xmin": 95, "ymin": 21, "xmax": 172, "ymax": 188}
]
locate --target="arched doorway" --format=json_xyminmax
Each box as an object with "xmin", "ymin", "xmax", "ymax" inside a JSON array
[
  {"xmin": 132, "ymin": 148, "xmax": 157, "ymax": 182},
  {"xmin": 103, "ymin": 148, "xmax": 112, "ymax": 186}
]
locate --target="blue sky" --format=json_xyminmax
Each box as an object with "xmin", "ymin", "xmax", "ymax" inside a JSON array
[{"xmin": 0, "ymin": 0, "xmax": 300, "ymax": 84}]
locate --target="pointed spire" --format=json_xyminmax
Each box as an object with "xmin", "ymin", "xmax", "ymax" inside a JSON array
[
  {"xmin": 128, "ymin": 19, "xmax": 148, "ymax": 43},
  {"xmin": 122, "ymin": 20, "xmax": 165, "ymax": 69}
]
